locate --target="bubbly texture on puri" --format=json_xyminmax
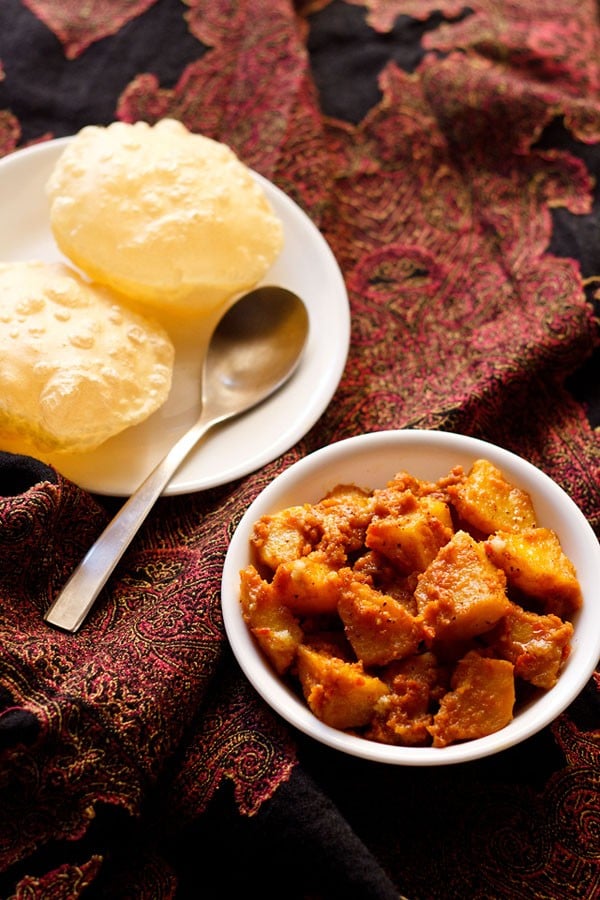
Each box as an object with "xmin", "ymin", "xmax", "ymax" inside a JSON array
[
  {"xmin": 46, "ymin": 119, "xmax": 285, "ymax": 316},
  {"xmin": 0, "ymin": 261, "xmax": 175, "ymax": 454}
]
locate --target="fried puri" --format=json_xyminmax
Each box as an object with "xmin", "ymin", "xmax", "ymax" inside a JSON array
[
  {"xmin": 46, "ymin": 119, "xmax": 284, "ymax": 316},
  {"xmin": 0, "ymin": 261, "xmax": 174, "ymax": 454}
]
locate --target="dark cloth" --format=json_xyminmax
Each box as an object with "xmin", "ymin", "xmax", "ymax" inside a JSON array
[{"xmin": 0, "ymin": 2, "xmax": 599, "ymax": 898}]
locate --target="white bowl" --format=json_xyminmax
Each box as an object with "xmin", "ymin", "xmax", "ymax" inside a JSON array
[{"xmin": 221, "ymin": 429, "xmax": 600, "ymax": 765}]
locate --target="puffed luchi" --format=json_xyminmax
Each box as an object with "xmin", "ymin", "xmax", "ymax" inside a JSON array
[
  {"xmin": 46, "ymin": 119, "xmax": 284, "ymax": 317},
  {"xmin": 0, "ymin": 261, "xmax": 174, "ymax": 454}
]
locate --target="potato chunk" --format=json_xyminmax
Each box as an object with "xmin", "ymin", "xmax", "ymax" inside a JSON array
[
  {"xmin": 271, "ymin": 552, "xmax": 343, "ymax": 615},
  {"xmin": 366, "ymin": 491, "xmax": 452, "ymax": 574},
  {"xmin": 250, "ymin": 505, "xmax": 321, "ymax": 571},
  {"xmin": 251, "ymin": 486, "xmax": 374, "ymax": 574},
  {"xmin": 239, "ymin": 565, "xmax": 303, "ymax": 674},
  {"xmin": 368, "ymin": 693, "xmax": 433, "ymax": 746},
  {"xmin": 447, "ymin": 459, "xmax": 537, "ymax": 535},
  {"xmin": 338, "ymin": 579, "xmax": 424, "ymax": 666},
  {"xmin": 367, "ymin": 652, "xmax": 448, "ymax": 746},
  {"xmin": 428, "ymin": 651, "xmax": 515, "ymax": 747},
  {"xmin": 296, "ymin": 644, "xmax": 388, "ymax": 729},
  {"xmin": 352, "ymin": 550, "xmax": 419, "ymax": 613},
  {"xmin": 485, "ymin": 528, "xmax": 582, "ymax": 620},
  {"xmin": 315, "ymin": 484, "xmax": 375, "ymax": 556},
  {"xmin": 415, "ymin": 531, "xmax": 511, "ymax": 642},
  {"xmin": 488, "ymin": 603, "xmax": 573, "ymax": 689},
  {"xmin": 383, "ymin": 651, "xmax": 450, "ymax": 703},
  {"xmin": 419, "ymin": 494, "xmax": 454, "ymax": 531}
]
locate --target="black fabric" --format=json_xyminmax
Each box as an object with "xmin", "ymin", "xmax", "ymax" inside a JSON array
[
  {"xmin": 0, "ymin": 451, "xmax": 58, "ymax": 496},
  {"xmin": 0, "ymin": 0, "xmax": 203, "ymax": 142},
  {"xmin": 169, "ymin": 770, "xmax": 401, "ymax": 900}
]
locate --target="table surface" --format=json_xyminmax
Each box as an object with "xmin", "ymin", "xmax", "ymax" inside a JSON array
[{"xmin": 0, "ymin": 2, "xmax": 598, "ymax": 898}]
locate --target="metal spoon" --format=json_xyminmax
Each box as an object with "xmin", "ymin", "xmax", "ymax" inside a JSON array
[{"xmin": 44, "ymin": 285, "xmax": 309, "ymax": 633}]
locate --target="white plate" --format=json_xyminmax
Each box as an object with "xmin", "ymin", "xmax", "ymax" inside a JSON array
[{"xmin": 0, "ymin": 138, "xmax": 350, "ymax": 495}]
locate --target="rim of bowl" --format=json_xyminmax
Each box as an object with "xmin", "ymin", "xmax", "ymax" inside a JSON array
[{"xmin": 221, "ymin": 429, "xmax": 600, "ymax": 766}]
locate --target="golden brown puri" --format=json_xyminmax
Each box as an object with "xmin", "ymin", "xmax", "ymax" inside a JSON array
[
  {"xmin": 0, "ymin": 261, "xmax": 174, "ymax": 454},
  {"xmin": 46, "ymin": 119, "xmax": 284, "ymax": 317}
]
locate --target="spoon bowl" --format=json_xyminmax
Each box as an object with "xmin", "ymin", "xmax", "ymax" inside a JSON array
[
  {"xmin": 202, "ymin": 286, "xmax": 309, "ymax": 422},
  {"xmin": 44, "ymin": 285, "xmax": 309, "ymax": 633}
]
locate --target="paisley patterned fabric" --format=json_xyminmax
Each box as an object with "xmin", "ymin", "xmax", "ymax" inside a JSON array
[{"xmin": 0, "ymin": 1, "xmax": 598, "ymax": 897}]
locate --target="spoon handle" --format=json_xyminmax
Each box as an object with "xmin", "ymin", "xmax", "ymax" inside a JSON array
[{"xmin": 44, "ymin": 414, "xmax": 216, "ymax": 633}]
